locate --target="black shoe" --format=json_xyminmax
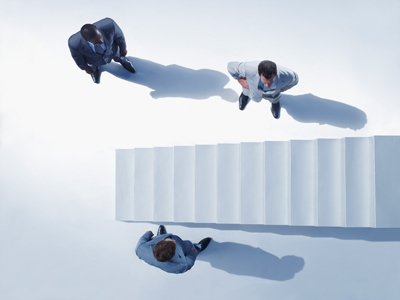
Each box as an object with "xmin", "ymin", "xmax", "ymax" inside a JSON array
[
  {"xmin": 270, "ymin": 101, "xmax": 281, "ymax": 119},
  {"xmin": 198, "ymin": 237, "xmax": 212, "ymax": 252},
  {"xmin": 239, "ymin": 93, "xmax": 250, "ymax": 110},
  {"xmin": 157, "ymin": 225, "xmax": 167, "ymax": 235},
  {"xmin": 120, "ymin": 58, "xmax": 136, "ymax": 73},
  {"xmin": 91, "ymin": 67, "xmax": 101, "ymax": 84}
]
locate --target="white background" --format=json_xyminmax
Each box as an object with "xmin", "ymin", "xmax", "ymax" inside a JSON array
[{"xmin": 1, "ymin": 0, "xmax": 400, "ymax": 299}]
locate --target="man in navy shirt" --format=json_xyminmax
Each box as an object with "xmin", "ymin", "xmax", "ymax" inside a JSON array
[{"xmin": 136, "ymin": 225, "xmax": 212, "ymax": 274}]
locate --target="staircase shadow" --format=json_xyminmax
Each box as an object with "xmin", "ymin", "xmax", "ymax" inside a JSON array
[
  {"xmin": 129, "ymin": 222, "xmax": 400, "ymax": 242},
  {"xmin": 197, "ymin": 240, "xmax": 304, "ymax": 280},
  {"xmin": 281, "ymin": 94, "xmax": 367, "ymax": 130},
  {"xmin": 101, "ymin": 57, "xmax": 238, "ymax": 102},
  {"xmin": 182, "ymin": 223, "xmax": 400, "ymax": 242}
]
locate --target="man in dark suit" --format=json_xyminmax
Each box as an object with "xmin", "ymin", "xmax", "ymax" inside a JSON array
[
  {"xmin": 68, "ymin": 18, "xmax": 136, "ymax": 84},
  {"xmin": 136, "ymin": 225, "xmax": 212, "ymax": 274}
]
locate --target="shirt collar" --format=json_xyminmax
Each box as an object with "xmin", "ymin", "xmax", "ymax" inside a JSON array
[{"xmin": 258, "ymin": 76, "xmax": 277, "ymax": 91}]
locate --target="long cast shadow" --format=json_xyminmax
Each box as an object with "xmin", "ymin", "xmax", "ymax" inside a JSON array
[
  {"xmin": 197, "ymin": 240, "xmax": 304, "ymax": 280},
  {"xmin": 101, "ymin": 57, "xmax": 238, "ymax": 102},
  {"xmin": 281, "ymin": 94, "xmax": 367, "ymax": 130},
  {"xmin": 126, "ymin": 222, "xmax": 400, "ymax": 242},
  {"xmin": 102, "ymin": 59, "xmax": 366, "ymax": 129}
]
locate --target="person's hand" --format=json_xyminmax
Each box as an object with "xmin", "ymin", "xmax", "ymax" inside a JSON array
[
  {"xmin": 120, "ymin": 49, "xmax": 128, "ymax": 57},
  {"xmin": 146, "ymin": 231, "xmax": 154, "ymax": 236},
  {"xmin": 86, "ymin": 67, "xmax": 95, "ymax": 74},
  {"xmin": 191, "ymin": 248, "xmax": 198, "ymax": 256},
  {"xmin": 238, "ymin": 77, "xmax": 249, "ymax": 89}
]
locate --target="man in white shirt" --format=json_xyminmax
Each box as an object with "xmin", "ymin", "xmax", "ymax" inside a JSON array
[{"xmin": 228, "ymin": 60, "xmax": 299, "ymax": 119}]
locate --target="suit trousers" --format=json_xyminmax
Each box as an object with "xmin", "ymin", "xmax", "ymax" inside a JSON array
[{"xmin": 90, "ymin": 49, "xmax": 127, "ymax": 68}]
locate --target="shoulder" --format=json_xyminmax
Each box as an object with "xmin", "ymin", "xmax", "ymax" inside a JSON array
[
  {"xmin": 243, "ymin": 60, "xmax": 260, "ymax": 76},
  {"xmin": 102, "ymin": 17, "xmax": 115, "ymax": 24},
  {"xmin": 153, "ymin": 261, "xmax": 186, "ymax": 274},
  {"xmin": 171, "ymin": 234, "xmax": 183, "ymax": 243},
  {"xmin": 169, "ymin": 262, "xmax": 188, "ymax": 274},
  {"xmin": 244, "ymin": 61, "xmax": 260, "ymax": 70},
  {"xmin": 277, "ymin": 65, "xmax": 296, "ymax": 78},
  {"xmin": 135, "ymin": 239, "xmax": 154, "ymax": 258},
  {"xmin": 94, "ymin": 17, "xmax": 117, "ymax": 30},
  {"xmin": 68, "ymin": 32, "xmax": 82, "ymax": 49}
]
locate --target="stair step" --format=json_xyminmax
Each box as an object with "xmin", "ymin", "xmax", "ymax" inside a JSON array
[
  {"xmin": 153, "ymin": 147, "xmax": 174, "ymax": 222},
  {"xmin": 344, "ymin": 137, "xmax": 375, "ymax": 227},
  {"xmin": 264, "ymin": 141, "xmax": 290, "ymax": 225},
  {"xmin": 290, "ymin": 140, "xmax": 318, "ymax": 226},
  {"xmin": 195, "ymin": 145, "xmax": 218, "ymax": 223},
  {"xmin": 317, "ymin": 139, "xmax": 345, "ymax": 227},
  {"xmin": 116, "ymin": 136, "xmax": 400, "ymax": 227},
  {"xmin": 174, "ymin": 146, "xmax": 195, "ymax": 222},
  {"xmin": 133, "ymin": 148, "xmax": 154, "ymax": 221},
  {"xmin": 115, "ymin": 149, "xmax": 135, "ymax": 221},
  {"xmin": 217, "ymin": 144, "xmax": 241, "ymax": 224},
  {"xmin": 240, "ymin": 142, "xmax": 264, "ymax": 224},
  {"xmin": 375, "ymin": 136, "xmax": 400, "ymax": 228}
]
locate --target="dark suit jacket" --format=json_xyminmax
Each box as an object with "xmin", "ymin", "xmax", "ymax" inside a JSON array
[
  {"xmin": 135, "ymin": 232, "xmax": 198, "ymax": 274},
  {"xmin": 68, "ymin": 18, "xmax": 127, "ymax": 71}
]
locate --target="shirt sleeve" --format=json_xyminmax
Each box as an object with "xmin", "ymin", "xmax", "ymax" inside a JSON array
[
  {"xmin": 68, "ymin": 39, "xmax": 90, "ymax": 71},
  {"xmin": 172, "ymin": 248, "xmax": 197, "ymax": 274},
  {"xmin": 183, "ymin": 249, "xmax": 197, "ymax": 271},
  {"xmin": 111, "ymin": 19, "xmax": 127, "ymax": 52},
  {"xmin": 227, "ymin": 61, "xmax": 246, "ymax": 80},
  {"xmin": 280, "ymin": 71, "xmax": 299, "ymax": 93},
  {"xmin": 135, "ymin": 231, "xmax": 154, "ymax": 257}
]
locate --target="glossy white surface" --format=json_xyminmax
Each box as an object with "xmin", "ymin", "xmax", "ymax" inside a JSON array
[
  {"xmin": 218, "ymin": 144, "xmax": 241, "ymax": 224},
  {"xmin": 153, "ymin": 147, "xmax": 174, "ymax": 222},
  {"xmin": 264, "ymin": 141, "xmax": 290, "ymax": 225},
  {"xmin": 195, "ymin": 145, "xmax": 218, "ymax": 223},
  {"xmin": 1, "ymin": 0, "xmax": 400, "ymax": 299},
  {"xmin": 317, "ymin": 139, "xmax": 345, "ymax": 227}
]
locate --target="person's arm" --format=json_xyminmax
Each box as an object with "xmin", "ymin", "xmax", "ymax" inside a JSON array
[
  {"xmin": 135, "ymin": 231, "xmax": 154, "ymax": 256},
  {"xmin": 68, "ymin": 42, "xmax": 91, "ymax": 72},
  {"xmin": 227, "ymin": 61, "xmax": 249, "ymax": 89},
  {"xmin": 280, "ymin": 71, "xmax": 299, "ymax": 92},
  {"xmin": 264, "ymin": 72, "xmax": 299, "ymax": 102},
  {"xmin": 174, "ymin": 248, "xmax": 198, "ymax": 274},
  {"xmin": 228, "ymin": 61, "xmax": 246, "ymax": 79},
  {"xmin": 184, "ymin": 248, "xmax": 198, "ymax": 271},
  {"xmin": 110, "ymin": 19, "xmax": 127, "ymax": 57}
]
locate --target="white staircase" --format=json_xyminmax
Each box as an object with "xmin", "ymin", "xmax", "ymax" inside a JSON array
[{"xmin": 115, "ymin": 136, "xmax": 400, "ymax": 227}]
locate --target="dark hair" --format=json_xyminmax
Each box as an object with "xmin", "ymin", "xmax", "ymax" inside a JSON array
[
  {"xmin": 80, "ymin": 24, "xmax": 99, "ymax": 41},
  {"xmin": 258, "ymin": 60, "xmax": 277, "ymax": 79},
  {"xmin": 153, "ymin": 240, "xmax": 176, "ymax": 262}
]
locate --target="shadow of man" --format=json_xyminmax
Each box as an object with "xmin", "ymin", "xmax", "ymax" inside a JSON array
[
  {"xmin": 198, "ymin": 241, "xmax": 304, "ymax": 280},
  {"xmin": 101, "ymin": 57, "xmax": 238, "ymax": 102},
  {"xmin": 281, "ymin": 94, "xmax": 367, "ymax": 130}
]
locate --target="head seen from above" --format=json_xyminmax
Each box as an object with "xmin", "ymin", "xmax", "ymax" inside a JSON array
[
  {"xmin": 258, "ymin": 60, "xmax": 277, "ymax": 88},
  {"xmin": 80, "ymin": 24, "xmax": 104, "ymax": 44},
  {"xmin": 153, "ymin": 239, "xmax": 177, "ymax": 262}
]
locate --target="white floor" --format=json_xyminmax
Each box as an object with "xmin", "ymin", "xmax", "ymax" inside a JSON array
[{"xmin": 1, "ymin": 1, "xmax": 400, "ymax": 299}]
